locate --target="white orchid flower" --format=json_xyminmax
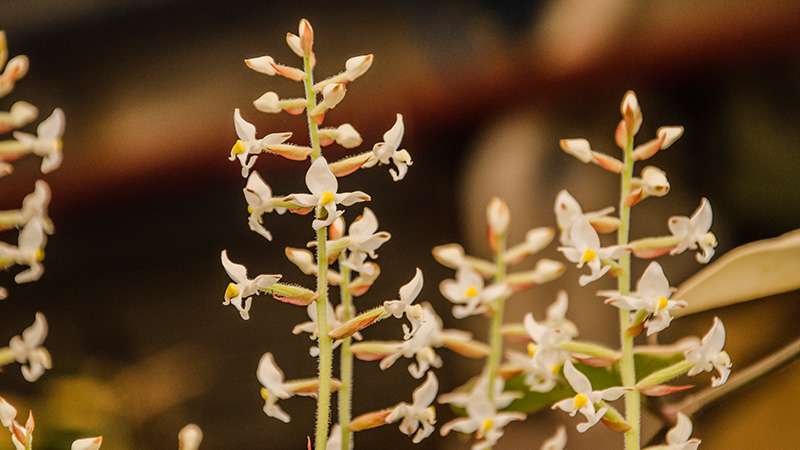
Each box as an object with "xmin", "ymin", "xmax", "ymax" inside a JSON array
[
  {"xmin": 559, "ymin": 217, "xmax": 624, "ymax": 286},
  {"xmin": 20, "ymin": 180, "xmax": 53, "ymax": 233},
  {"xmin": 544, "ymin": 290, "xmax": 578, "ymax": 338},
  {"xmin": 256, "ymin": 352, "xmax": 294, "ymax": 423},
  {"xmin": 178, "ymin": 424, "xmax": 203, "ymax": 450},
  {"xmin": 0, "ymin": 216, "xmax": 47, "ymax": 286},
  {"xmin": 684, "ymin": 317, "xmax": 731, "ymax": 387},
  {"xmin": 220, "ymin": 250, "xmax": 281, "ymax": 320},
  {"xmin": 439, "ymin": 374, "xmax": 522, "ymax": 411},
  {"xmin": 71, "ymin": 437, "xmax": 103, "ymax": 450},
  {"xmin": 439, "ymin": 266, "xmax": 511, "ymax": 319},
  {"xmin": 286, "ymin": 156, "xmax": 370, "ymax": 230},
  {"xmin": 294, "ymin": 303, "xmax": 361, "ymax": 357},
  {"xmin": 517, "ymin": 300, "xmax": 574, "ymax": 392},
  {"xmin": 383, "ymin": 268, "xmax": 425, "ymax": 338},
  {"xmin": 644, "ymin": 413, "xmax": 701, "ymax": 450},
  {"xmin": 505, "ymin": 349, "xmax": 561, "ymax": 393},
  {"xmin": 552, "ymin": 360, "xmax": 627, "ymax": 432},
  {"xmin": 379, "ymin": 306, "xmax": 442, "ymax": 378},
  {"xmin": 554, "ymin": 190, "xmax": 615, "ymax": 246},
  {"xmin": 9, "ymin": 312, "xmax": 51, "ymax": 382},
  {"xmin": 343, "ymin": 207, "xmax": 391, "ymax": 274},
  {"xmin": 243, "ymin": 171, "xmax": 288, "ymax": 241},
  {"xmin": 601, "ymin": 262, "xmax": 686, "ymax": 335},
  {"xmin": 13, "ymin": 108, "xmax": 64, "ymax": 173},
  {"xmin": 366, "ymin": 114, "xmax": 412, "ymax": 181},
  {"xmin": 540, "ymin": 426, "xmax": 567, "ymax": 450},
  {"xmin": 668, "ymin": 198, "xmax": 717, "ymax": 263},
  {"xmin": 386, "ymin": 371, "xmax": 438, "ymax": 443},
  {"xmin": 229, "ymin": 109, "xmax": 292, "ymax": 177},
  {"xmin": 440, "ymin": 395, "xmax": 525, "ymax": 450}
]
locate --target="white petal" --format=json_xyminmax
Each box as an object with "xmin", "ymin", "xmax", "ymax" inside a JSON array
[
  {"xmin": 178, "ymin": 424, "xmax": 203, "ymax": 450},
  {"xmin": 71, "ymin": 437, "xmax": 102, "ymax": 450},
  {"xmin": 382, "ymin": 114, "xmax": 404, "ymax": 152},
  {"xmin": 244, "ymin": 55, "xmax": 277, "ymax": 75},
  {"xmin": 637, "ymin": 262, "xmax": 671, "ymax": 299},
  {"xmin": 38, "ymin": 108, "xmax": 65, "ymax": 139},
  {"xmin": 220, "ymin": 250, "xmax": 247, "ymax": 282},
  {"xmin": 305, "ymin": 157, "xmax": 338, "ymax": 196},
  {"xmin": 563, "ymin": 360, "xmax": 592, "ymax": 394},
  {"xmin": 559, "ymin": 139, "xmax": 593, "ymax": 163},
  {"xmin": 546, "ymin": 290, "xmax": 569, "ymax": 322},
  {"xmin": 233, "ymin": 108, "xmax": 256, "ymax": 141},
  {"xmin": 399, "ymin": 268, "xmax": 423, "ymax": 305},
  {"xmin": 412, "ymin": 371, "xmax": 438, "ymax": 409},
  {"xmin": 691, "ymin": 198, "xmax": 713, "ymax": 234},
  {"xmin": 666, "ymin": 412, "xmax": 693, "ymax": 445}
]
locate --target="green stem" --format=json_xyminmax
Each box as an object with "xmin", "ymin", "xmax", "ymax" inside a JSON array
[
  {"xmin": 486, "ymin": 234, "xmax": 507, "ymax": 405},
  {"xmin": 618, "ymin": 132, "xmax": 640, "ymax": 449},
  {"xmin": 338, "ymin": 256, "xmax": 354, "ymax": 450},
  {"xmin": 304, "ymin": 51, "xmax": 331, "ymax": 450}
]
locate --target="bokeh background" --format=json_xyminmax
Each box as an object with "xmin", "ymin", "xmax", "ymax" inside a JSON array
[{"xmin": 1, "ymin": 0, "xmax": 799, "ymax": 448}]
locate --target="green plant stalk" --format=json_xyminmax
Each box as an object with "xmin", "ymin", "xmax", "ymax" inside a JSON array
[
  {"xmin": 338, "ymin": 256, "xmax": 354, "ymax": 450},
  {"xmin": 486, "ymin": 233, "xmax": 508, "ymax": 405},
  {"xmin": 303, "ymin": 52, "xmax": 332, "ymax": 450},
  {"xmin": 618, "ymin": 132, "xmax": 640, "ymax": 449}
]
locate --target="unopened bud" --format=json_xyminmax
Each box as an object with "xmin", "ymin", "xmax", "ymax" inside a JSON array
[
  {"xmin": 486, "ymin": 197, "xmax": 510, "ymax": 236},
  {"xmin": 178, "ymin": 424, "xmax": 203, "ymax": 450}
]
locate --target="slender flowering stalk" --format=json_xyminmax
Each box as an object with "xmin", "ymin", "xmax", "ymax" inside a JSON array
[
  {"xmin": 337, "ymin": 254, "xmax": 354, "ymax": 450},
  {"xmin": 485, "ymin": 230, "xmax": 507, "ymax": 405}
]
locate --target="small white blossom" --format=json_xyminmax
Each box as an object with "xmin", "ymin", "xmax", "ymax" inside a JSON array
[
  {"xmin": 243, "ymin": 171, "xmax": 288, "ymax": 241},
  {"xmin": 440, "ymin": 395, "xmax": 525, "ymax": 450},
  {"xmin": 644, "ymin": 413, "xmax": 700, "ymax": 450},
  {"xmin": 601, "ymin": 262, "xmax": 686, "ymax": 335},
  {"xmin": 256, "ymin": 353, "xmax": 294, "ymax": 423},
  {"xmin": 0, "ymin": 217, "xmax": 48, "ymax": 289},
  {"xmin": 13, "ymin": 108, "xmax": 64, "ymax": 173},
  {"xmin": 71, "ymin": 437, "xmax": 103, "ymax": 450},
  {"xmin": 386, "ymin": 371, "xmax": 438, "ymax": 443},
  {"xmin": 515, "ymin": 296, "xmax": 575, "ymax": 392},
  {"xmin": 669, "ymin": 198, "xmax": 717, "ymax": 263},
  {"xmin": 20, "ymin": 180, "xmax": 53, "ymax": 233},
  {"xmin": 220, "ymin": 250, "xmax": 281, "ymax": 320},
  {"xmin": 439, "ymin": 266, "xmax": 511, "ymax": 319},
  {"xmin": 9, "ymin": 312, "xmax": 51, "ymax": 382},
  {"xmin": 379, "ymin": 306, "xmax": 442, "ymax": 378},
  {"xmin": 552, "ymin": 360, "xmax": 626, "ymax": 432},
  {"xmin": 366, "ymin": 114, "xmax": 412, "ymax": 181},
  {"xmin": 294, "ymin": 302, "xmax": 361, "ymax": 357},
  {"xmin": 342, "ymin": 207, "xmax": 391, "ymax": 274},
  {"xmin": 438, "ymin": 375, "xmax": 522, "ymax": 411},
  {"xmin": 554, "ymin": 190, "xmax": 614, "ymax": 246},
  {"xmin": 558, "ymin": 217, "xmax": 624, "ymax": 286},
  {"xmin": 685, "ymin": 317, "xmax": 731, "ymax": 387},
  {"xmin": 383, "ymin": 268, "xmax": 425, "ymax": 338},
  {"xmin": 230, "ymin": 109, "xmax": 292, "ymax": 177},
  {"xmin": 540, "ymin": 426, "xmax": 567, "ymax": 450},
  {"xmin": 286, "ymin": 157, "xmax": 370, "ymax": 230}
]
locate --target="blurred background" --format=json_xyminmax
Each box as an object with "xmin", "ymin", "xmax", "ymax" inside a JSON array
[{"xmin": 1, "ymin": 0, "xmax": 799, "ymax": 448}]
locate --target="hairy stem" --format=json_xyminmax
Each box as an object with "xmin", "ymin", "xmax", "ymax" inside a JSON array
[
  {"xmin": 486, "ymin": 234, "xmax": 507, "ymax": 405},
  {"xmin": 619, "ymin": 132, "xmax": 640, "ymax": 449},
  {"xmin": 338, "ymin": 256, "xmax": 354, "ymax": 450},
  {"xmin": 303, "ymin": 54, "xmax": 322, "ymax": 160}
]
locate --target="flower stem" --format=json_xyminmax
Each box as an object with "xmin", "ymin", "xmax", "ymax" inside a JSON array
[
  {"xmin": 618, "ymin": 132, "xmax": 640, "ymax": 449},
  {"xmin": 338, "ymin": 256, "xmax": 354, "ymax": 450},
  {"xmin": 304, "ymin": 51, "xmax": 331, "ymax": 450},
  {"xmin": 486, "ymin": 234, "xmax": 507, "ymax": 405}
]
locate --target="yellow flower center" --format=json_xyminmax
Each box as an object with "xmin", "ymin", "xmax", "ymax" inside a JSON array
[
  {"xmin": 657, "ymin": 296, "xmax": 669, "ymax": 310},
  {"xmin": 34, "ymin": 248, "xmax": 45, "ymax": 262},
  {"xmin": 231, "ymin": 140, "xmax": 246, "ymax": 156},
  {"xmin": 426, "ymin": 406, "xmax": 436, "ymax": 422},
  {"xmin": 260, "ymin": 387, "xmax": 270, "ymax": 401},
  {"xmin": 527, "ymin": 342, "xmax": 537, "ymax": 358},
  {"xmin": 464, "ymin": 286, "xmax": 479, "ymax": 298},
  {"xmin": 225, "ymin": 282, "xmax": 240, "ymax": 300},
  {"xmin": 550, "ymin": 363, "xmax": 561, "ymax": 375},
  {"xmin": 479, "ymin": 418, "xmax": 494, "ymax": 437},
  {"xmin": 54, "ymin": 139, "xmax": 63, "ymax": 152},
  {"xmin": 320, "ymin": 191, "xmax": 335, "ymax": 205},
  {"xmin": 247, "ymin": 205, "xmax": 254, "ymax": 214},
  {"xmin": 581, "ymin": 248, "xmax": 597, "ymax": 263},
  {"xmin": 573, "ymin": 393, "xmax": 589, "ymax": 409}
]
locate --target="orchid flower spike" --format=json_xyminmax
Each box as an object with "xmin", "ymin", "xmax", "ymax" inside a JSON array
[
  {"xmin": 684, "ymin": 317, "xmax": 731, "ymax": 387},
  {"xmin": 558, "ymin": 217, "xmax": 625, "ymax": 286},
  {"xmin": 668, "ymin": 198, "xmax": 717, "ymax": 263},
  {"xmin": 9, "ymin": 312, "xmax": 51, "ymax": 382},
  {"xmin": 601, "ymin": 262, "xmax": 687, "ymax": 335},
  {"xmin": 343, "ymin": 207, "xmax": 391, "ymax": 274},
  {"xmin": 383, "ymin": 268, "xmax": 424, "ymax": 338},
  {"xmin": 440, "ymin": 395, "xmax": 525, "ymax": 450},
  {"xmin": 439, "ymin": 265, "xmax": 511, "ymax": 319},
  {"xmin": 286, "ymin": 156, "xmax": 370, "ymax": 230},
  {"xmin": 220, "ymin": 250, "xmax": 281, "ymax": 320},
  {"xmin": 552, "ymin": 360, "xmax": 627, "ymax": 432},
  {"xmin": 243, "ymin": 171, "xmax": 288, "ymax": 241},
  {"xmin": 13, "ymin": 108, "xmax": 64, "ymax": 173},
  {"xmin": 554, "ymin": 190, "xmax": 616, "ymax": 246},
  {"xmin": 540, "ymin": 426, "xmax": 567, "ymax": 450},
  {"xmin": 178, "ymin": 424, "xmax": 203, "ymax": 450},
  {"xmin": 230, "ymin": 109, "xmax": 292, "ymax": 177},
  {"xmin": 256, "ymin": 353, "xmax": 294, "ymax": 423},
  {"xmin": 386, "ymin": 371, "xmax": 438, "ymax": 443},
  {"xmin": 0, "ymin": 216, "xmax": 47, "ymax": 286},
  {"xmin": 71, "ymin": 437, "xmax": 103, "ymax": 450},
  {"xmin": 644, "ymin": 413, "xmax": 700, "ymax": 450},
  {"xmin": 366, "ymin": 114, "xmax": 412, "ymax": 181}
]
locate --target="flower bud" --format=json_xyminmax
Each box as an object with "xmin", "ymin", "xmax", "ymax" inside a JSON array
[
  {"xmin": 620, "ymin": 90, "xmax": 642, "ymax": 136},
  {"xmin": 265, "ymin": 144, "xmax": 312, "ymax": 161},
  {"xmin": 559, "ymin": 138, "xmax": 593, "ymax": 163},
  {"xmin": 285, "ymin": 33, "xmax": 303, "ymax": 58},
  {"xmin": 641, "ymin": 166, "xmax": 670, "ymax": 197},
  {"xmin": 178, "ymin": 424, "xmax": 202, "ymax": 450},
  {"xmin": 335, "ymin": 123, "xmax": 362, "ymax": 148},
  {"xmin": 244, "ymin": 56, "xmax": 277, "ymax": 75},
  {"xmin": 329, "ymin": 306, "xmax": 388, "ymax": 339},
  {"xmin": 72, "ymin": 437, "xmax": 103, "ymax": 450},
  {"xmin": 486, "ymin": 197, "xmax": 510, "ymax": 237},
  {"xmin": 253, "ymin": 91, "xmax": 281, "ymax": 113},
  {"xmin": 265, "ymin": 283, "xmax": 317, "ymax": 306},
  {"xmin": 5, "ymin": 55, "xmax": 29, "ymax": 80},
  {"xmin": 657, "ymin": 126, "xmax": 683, "ymax": 149},
  {"xmin": 328, "ymin": 152, "xmax": 373, "ymax": 177},
  {"xmin": 285, "ymin": 247, "xmax": 316, "ymax": 275},
  {"xmin": 344, "ymin": 54, "xmax": 373, "ymax": 81},
  {"xmin": 329, "ymin": 216, "xmax": 346, "ymax": 240},
  {"xmin": 0, "ymin": 396, "xmax": 16, "ymax": 427},
  {"xmin": 298, "ymin": 19, "xmax": 314, "ymax": 55},
  {"xmin": 349, "ymin": 409, "xmax": 392, "ymax": 431}
]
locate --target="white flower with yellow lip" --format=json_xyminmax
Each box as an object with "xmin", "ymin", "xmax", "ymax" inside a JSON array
[
  {"xmin": 366, "ymin": 114, "xmax": 412, "ymax": 181},
  {"xmin": 540, "ymin": 426, "xmax": 567, "ymax": 450},
  {"xmin": 601, "ymin": 262, "xmax": 686, "ymax": 335},
  {"xmin": 379, "ymin": 305, "xmax": 442, "ymax": 378},
  {"xmin": 558, "ymin": 217, "xmax": 624, "ymax": 286},
  {"xmin": 220, "ymin": 250, "xmax": 281, "ymax": 320},
  {"xmin": 439, "ymin": 266, "xmax": 511, "ymax": 319},
  {"xmin": 383, "ymin": 268, "xmax": 425, "ymax": 338},
  {"xmin": 342, "ymin": 207, "xmax": 391, "ymax": 274},
  {"xmin": 256, "ymin": 352, "xmax": 294, "ymax": 423},
  {"xmin": 243, "ymin": 171, "xmax": 287, "ymax": 241},
  {"xmin": 229, "ymin": 109, "xmax": 292, "ymax": 178},
  {"xmin": 13, "ymin": 108, "xmax": 64, "ymax": 173},
  {"xmin": 552, "ymin": 360, "xmax": 627, "ymax": 432},
  {"xmin": 21, "ymin": 180, "xmax": 53, "ymax": 233},
  {"xmin": 669, "ymin": 198, "xmax": 717, "ymax": 263},
  {"xmin": 644, "ymin": 413, "xmax": 700, "ymax": 450},
  {"xmin": 685, "ymin": 317, "xmax": 731, "ymax": 387},
  {"xmin": 554, "ymin": 190, "xmax": 615, "ymax": 246},
  {"xmin": 0, "ymin": 217, "xmax": 47, "ymax": 289},
  {"xmin": 9, "ymin": 312, "xmax": 51, "ymax": 382},
  {"xmin": 386, "ymin": 371, "xmax": 438, "ymax": 443},
  {"xmin": 440, "ymin": 395, "xmax": 525, "ymax": 450},
  {"xmin": 285, "ymin": 156, "xmax": 370, "ymax": 230}
]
